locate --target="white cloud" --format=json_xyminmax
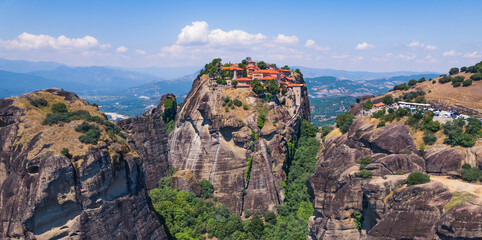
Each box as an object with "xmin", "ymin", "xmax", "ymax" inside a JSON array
[
  {"xmin": 332, "ymin": 53, "xmax": 349, "ymax": 59},
  {"xmin": 408, "ymin": 41, "xmax": 437, "ymax": 50},
  {"xmin": 355, "ymin": 42, "xmax": 374, "ymax": 50},
  {"xmin": 135, "ymin": 49, "xmax": 146, "ymax": 55},
  {"xmin": 396, "ymin": 53, "xmax": 416, "ymax": 60},
  {"xmin": 443, "ymin": 50, "xmax": 458, "ymax": 56},
  {"xmin": 385, "ymin": 53, "xmax": 393, "ymax": 57},
  {"xmin": 304, "ymin": 39, "xmax": 330, "ymax": 51},
  {"xmin": 275, "ymin": 34, "xmax": 299, "ymax": 44},
  {"xmin": 176, "ymin": 21, "xmax": 210, "ymax": 45},
  {"xmin": 0, "ymin": 32, "xmax": 109, "ymax": 50},
  {"xmin": 463, "ymin": 51, "xmax": 481, "ymax": 58},
  {"xmin": 408, "ymin": 41, "xmax": 424, "ymax": 47},
  {"xmin": 116, "ymin": 46, "xmax": 128, "ymax": 53}
]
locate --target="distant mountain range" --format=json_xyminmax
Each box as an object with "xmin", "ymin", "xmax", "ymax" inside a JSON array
[
  {"xmin": 294, "ymin": 66, "xmax": 440, "ymax": 80},
  {"xmin": 0, "ymin": 57, "xmax": 442, "ymax": 120}
]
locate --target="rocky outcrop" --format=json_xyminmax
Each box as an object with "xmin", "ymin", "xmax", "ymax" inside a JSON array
[
  {"xmin": 307, "ymin": 115, "xmax": 482, "ymax": 239},
  {"xmin": 118, "ymin": 94, "xmax": 175, "ymax": 190},
  {"xmin": 0, "ymin": 89, "xmax": 166, "ymax": 240},
  {"xmin": 168, "ymin": 74, "xmax": 310, "ymax": 214},
  {"xmin": 436, "ymin": 198, "xmax": 482, "ymax": 239},
  {"xmin": 425, "ymin": 145, "xmax": 464, "ymax": 174}
]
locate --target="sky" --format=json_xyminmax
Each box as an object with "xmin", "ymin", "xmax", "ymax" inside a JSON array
[{"xmin": 0, "ymin": 0, "xmax": 481, "ymax": 72}]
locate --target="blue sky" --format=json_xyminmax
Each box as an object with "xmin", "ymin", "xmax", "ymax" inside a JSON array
[{"xmin": 0, "ymin": 0, "xmax": 481, "ymax": 72}]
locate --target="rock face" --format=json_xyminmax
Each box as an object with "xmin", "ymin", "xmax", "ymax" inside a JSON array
[
  {"xmin": 118, "ymin": 94, "xmax": 175, "ymax": 190},
  {"xmin": 168, "ymin": 74, "xmax": 310, "ymax": 214},
  {"xmin": 307, "ymin": 116, "xmax": 482, "ymax": 239},
  {"xmin": 0, "ymin": 89, "xmax": 166, "ymax": 240}
]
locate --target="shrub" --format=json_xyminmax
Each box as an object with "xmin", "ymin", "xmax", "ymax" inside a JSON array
[
  {"xmin": 462, "ymin": 163, "xmax": 472, "ymax": 170},
  {"xmin": 363, "ymin": 100, "xmax": 373, "ymax": 110},
  {"xmin": 466, "ymin": 118, "xmax": 481, "ymax": 135},
  {"xmin": 264, "ymin": 212, "xmax": 277, "ymax": 225},
  {"xmin": 408, "ymin": 79, "xmax": 417, "ymax": 86},
  {"xmin": 358, "ymin": 157, "xmax": 371, "ymax": 169},
  {"xmin": 51, "ymin": 103, "xmax": 68, "ymax": 113},
  {"xmin": 60, "ymin": 148, "xmax": 71, "ymax": 158},
  {"xmin": 418, "ymin": 77, "xmax": 426, "ymax": 83},
  {"xmin": 353, "ymin": 211, "xmax": 363, "ymax": 231},
  {"xmin": 406, "ymin": 172, "xmax": 430, "ymax": 186},
  {"xmin": 372, "ymin": 108, "xmax": 385, "ymax": 118},
  {"xmin": 335, "ymin": 112, "xmax": 354, "ymax": 133},
  {"xmin": 439, "ymin": 76, "xmax": 453, "ymax": 84},
  {"xmin": 423, "ymin": 130, "xmax": 437, "ymax": 145},
  {"xmin": 461, "ymin": 66, "xmax": 467, "ymax": 72},
  {"xmin": 320, "ymin": 125, "xmax": 334, "ymax": 138},
  {"xmin": 453, "ymin": 81, "xmax": 461, "ymax": 87},
  {"xmin": 30, "ymin": 98, "xmax": 48, "ymax": 108},
  {"xmin": 359, "ymin": 169, "xmax": 373, "ymax": 178},
  {"xmin": 242, "ymin": 104, "xmax": 249, "ymax": 110},
  {"xmin": 392, "ymin": 83, "xmax": 409, "ymax": 91},
  {"xmin": 462, "ymin": 79, "xmax": 472, "ymax": 87},
  {"xmin": 257, "ymin": 113, "xmax": 266, "ymax": 129},
  {"xmin": 377, "ymin": 121, "xmax": 386, "ymax": 128},
  {"xmin": 449, "ymin": 67, "xmax": 459, "ymax": 75},
  {"xmin": 199, "ymin": 179, "xmax": 214, "ymax": 198},
  {"xmin": 470, "ymin": 72, "xmax": 482, "ymax": 81},
  {"xmin": 75, "ymin": 122, "xmax": 100, "ymax": 145},
  {"xmin": 382, "ymin": 95, "xmax": 395, "ymax": 105},
  {"xmin": 233, "ymin": 99, "xmax": 242, "ymax": 107},
  {"xmin": 91, "ymin": 103, "xmax": 99, "ymax": 108},
  {"xmin": 245, "ymin": 157, "xmax": 253, "ymax": 182},
  {"xmin": 461, "ymin": 167, "xmax": 481, "ymax": 182},
  {"xmin": 244, "ymin": 209, "xmax": 251, "ymax": 218}
]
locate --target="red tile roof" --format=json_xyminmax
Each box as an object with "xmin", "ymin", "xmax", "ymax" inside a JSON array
[
  {"xmin": 221, "ymin": 66, "xmax": 243, "ymax": 71},
  {"xmin": 237, "ymin": 84, "xmax": 250, "ymax": 87},
  {"xmin": 253, "ymin": 69, "xmax": 279, "ymax": 74},
  {"xmin": 259, "ymin": 76, "xmax": 277, "ymax": 80},
  {"xmin": 248, "ymin": 60, "xmax": 255, "ymax": 63},
  {"xmin": 236, "ymin": 77, "xmax": 253, "ymax": 81},
  {"xmin": 373, "ymin": 102, "xmax": 385, "ymax": 107}
]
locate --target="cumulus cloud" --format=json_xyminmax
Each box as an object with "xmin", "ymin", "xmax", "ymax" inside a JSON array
[
  {"xmin": 116, "ymin": 46, "xmax": 128, "ymax": 53},
  {"xmin": 331, "ymin": 53, "xmax": 349, "ymax": 59},
  {"xmin": 408, "ymin": 41, "xmax": 437, "ymax": 50},
  {"xmin": 0, "ymin": 32, "xmax": 109, "ymax": 50},
  {"xmin": 304, "ymin": 40, "xmax": 330, "ymax": 51},
  {"xmin": 135, "ymin": 49, "xmax": 146, "ymax": 55},
  {"xmin": 355, "ymin": 42, "xmax": 374, "ymax": 50},
  {"xmin": 463, "ymin": 51, "xmax": 481, "ymax": 58},
  {"xmin": 396, "ymin": 53, "xmax": 416, "ymax": 60},
  {"xmin": 443, "ymin": 50, "xmax": 458, "ymax": 56},
  {"xmin": 275, "ymin": 34, "xmax": 299, "ymax": 44}
]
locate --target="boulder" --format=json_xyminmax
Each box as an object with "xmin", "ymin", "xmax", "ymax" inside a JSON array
[
  {"xmin": 425, "ymin": 145, "xmax": 464, "ymax": 174},
  {"xmin": 436, "ymin": 198, "xmax": 482, "ymax": 239}
]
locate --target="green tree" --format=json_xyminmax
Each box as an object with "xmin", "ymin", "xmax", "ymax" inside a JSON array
[
  {"xmin": 449, "ymin": 67, "xmax": 459, "ymax": 75},
  {"xmin": 199, "ymin": 179, "xmax": 214, "ymax": 198},
  {"xmin": 363, "ymin": 100, "xmax": 373, "ymax": 110},
  {"xmin": 265, "ymin": 79, "xmax": 280, "ymax": 95},
  {"xmin": 423, "ymin": 130, "xmax": 437, "ymax": 145},
  {"xmin": 418, "ymin": 77, "xmax": 426, "ymax": 83},
  {"xmin": 462, "ymin": 79, "xmax": 472, "ymax": 87},
  {"xmin": 51, "ymin": 103, "xmax": 68, "ymax": 113},
  {"xmin": 382, "ymin": 95, "xmax": 395, "ymax": 105},
  {"xmin": 470, "ymin": 73, "xmax": 482, "ymax": 81},
  {"xmin": 61, "ymin": 148, "xmax": 71, "ymax": 158},
  {"xmin": 335, "ymin": 112, "xmax": 354, "ymax": 133},
  {"xmin": 257, "ymin": 61, "xmax": 268, "ymax": 69},
  {"xmin": 248, "ymin": 215, "xmax": 264, "ymax": 239},
  {"xmin": 251, "ymin": 79, "xmax": 264, "ymax": 95},
  {"xmin": 461, "ymin": 167, "xmax": 481, "ymax": 182},
  {"xmin": 406, "ymin": 172, "xmax": 430, "ymax": 186},
  {"xmin": 232, "ymin": 79, "xmax": 238, "ymax": 87},
  {"xmin": 408, "ymin": 79, "xmax": 417, "ymax": 86}
]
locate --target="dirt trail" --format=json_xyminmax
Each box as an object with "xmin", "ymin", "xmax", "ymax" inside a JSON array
[{"xmin": 431, "ymin": 175, "xmax": 482, "ymax": 198}]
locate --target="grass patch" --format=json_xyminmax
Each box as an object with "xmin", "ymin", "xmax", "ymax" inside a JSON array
[{"xmin": 444, "ymin": 192, "xmax": 476, "ymax": 211}]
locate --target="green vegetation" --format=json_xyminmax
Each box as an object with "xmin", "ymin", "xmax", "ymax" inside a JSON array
[
  {"xmin": 444, "ymin": 192, "xmax": 476, "ymax": 211},
  {"xmin": 439, "ymin": 75, "xmax": 453, "ymax": 84},
  {"xmin": 150, "ymin": 120, "xmax": 321, "ymax": 240},
  {"xmin": 30, "ymin": 98, "xmax": 48, "ymax": 108},
  {"xmin": 382, "ymin": 95, "xmax": 395, "ymax": 105},
  {"xmin": 60, "ymin": 148, "xmax": 71, "ymax": 158},
  {"xmin": 406, "ymin": 172, "xmax": 430, "ymax": 186},
  {"xmin": 75, "ymin": 122, "xmax": 101, "ymax": 145},
  {"xmin": 408, "ymin": 79, "xmax": 417, "ymax": 86},
  {"xmin": 161, "ymin": 98, "xmax": 177, "ymax": 134},
  {"xmin": 199, "ymin": 180, "xmax": 214, "ymax": 198},
  {"xmin": 52, "ymin": 102, "xmax": 68, "ymax": 113},
  {"xmin": 377, "ymin": 121, "xmax": 385, "ymax": 128},
  {"xmin": 335, "ymin": 112, "xmax": 354, "ymax": 133},
  {"xmin": 245, "ymin": 157, "xmax": 253, "ymax": 182},
  {"xmin": 320, "ymin": 125, "xmax": 334, "ymax": 139},
  {"xmin": 423, "ymin": 130, "xmax": 437, "ymax": 145},
  {"xmin": 251, "ymin": 79, "xmax": 264, "ymax": 95},
  {"xmin": 257, "ymin": 61, "xmax": 268, "ymax": 69},
  {"xmin": 449, "ymin": 67, "xmax": 459, "ymax": 75},
  {"xmin": 443, "ymin": 118, "xmax": 479, "ymax": 147},
  {"xmin": 392, "ymin": 83, "xmax": 409, "ymax": 91},
  {"xmin": 233, "ymin": 99, "xmax": 242, "ymax": 107},
  {"xmin": 402, "ymin": 91, "xmax": 425, "ymax": 102},
  {"xmin": 462, "ymin": 79, "xmax": 472, "ymax": 87},
  {"xmin": 363, "ymin": 100, "xmax": 373, "ymax": 110},
  {"xmin": 257, "ymin": 107, "xmax": 268, "ymax": 129},
  {"xmin": 243, "ymin": 104, "xmax": 249, "ymax": 110},
  {"xmin": 353, "ymin": 211, "xmax": 363, "ymax": 231}
]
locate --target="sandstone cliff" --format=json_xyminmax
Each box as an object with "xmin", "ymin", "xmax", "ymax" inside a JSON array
[
  {"xmin": 0, "ymin": 89, "xmax": 166, "ymax": 240},
  {"xmin": 118, "ymin": 94, "xmax": 175, "ymax": 190},
  {"xmin": 168, "ymin": 73, "xmax": 310, "ymax": 214},
  {"xmin": 307, "ymin": 116, "xmax": 482, "ymax": 239}
]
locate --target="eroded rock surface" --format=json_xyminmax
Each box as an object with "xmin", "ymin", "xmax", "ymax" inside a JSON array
[
  {"xmin": 118, "ymin": 93, "xmax": 175, "ymax": 190},
  {"xmin": 0, "ymin": 89, "xmax": 166, "ymax": 240},
  {"xmin": 168, "ymin": 74, "xmax": 310, "ymax": 214}
]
